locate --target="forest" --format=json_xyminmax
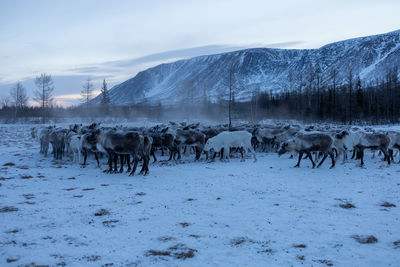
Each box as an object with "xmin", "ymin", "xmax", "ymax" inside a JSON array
[{"xmin": 0, "ymin": 67, "xmax": 399, "ymax": 124}]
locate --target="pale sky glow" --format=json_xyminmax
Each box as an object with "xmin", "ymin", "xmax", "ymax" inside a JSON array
[{"xmin": 1, "ymin": 0, "xmax": 400, "ymax": 106}]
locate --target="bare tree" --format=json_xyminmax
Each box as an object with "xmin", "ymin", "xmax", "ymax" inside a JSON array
[
  {"xmin": 81, "ymin": 78, "xmax": 94, "ymax": 115},
  {"xmin": 1, "ymin": 96, "xmax": 10, "ymax": 108},
  {"xmin": 10, "ymin": 82, "xmax": 28, "ymax": 108},
  {"xmin": 348, "ymin": 69, "xmax": 353, "ymax": 124},
  {"xmin": 10, "ymin": 82, "xmax": 28, "ymax": 119},
  {"xmin": 34, "ymin": 73, "xmax": 54, "ymax": 123},
  {"xmin": 228, "ymin": 60, "xmax": 237, "ymax": 130}
]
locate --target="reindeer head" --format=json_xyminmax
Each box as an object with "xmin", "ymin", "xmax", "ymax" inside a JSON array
[
  {"xmin": 204, "ymin": 138, "xmax": 216, "ymax": 153},
  {"xmin": 278, "ymin": 142, "xmax": 288, "ymax": 156},
  {"xmin": 278, "ymin": 139, "xmax": 295, "ymax": 156},
  {"xmin": 252, "ymin": 128, "xmax": 263, "ymax": 143},
  {"xmin": 336, "ymin": 130, "xmax": 349, "ymax": 139}
]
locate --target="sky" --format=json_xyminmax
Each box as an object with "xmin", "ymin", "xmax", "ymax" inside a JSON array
[{"xmin": 1, "ymin": 0, "xmax": 400, "ymax": 106}]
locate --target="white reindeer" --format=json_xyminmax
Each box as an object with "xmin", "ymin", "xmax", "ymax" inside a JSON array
[{"xmin": 204, "ymin": 131, "xmax": 257, "ymax": 162}]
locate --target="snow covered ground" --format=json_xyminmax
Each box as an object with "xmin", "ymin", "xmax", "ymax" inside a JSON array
[{"xmin": 1, "ymin": 124, "xmax": 400, "ymax": 266}]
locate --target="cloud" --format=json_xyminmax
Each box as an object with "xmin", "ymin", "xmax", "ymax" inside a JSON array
[
  {"xmin": 66, "ymin": 42, "xmax": 305, "ymax": 77},
  {"xmin": 0, "ymin": 42, "xmax": 305, "ymax": 107},
  {"xmin": 103, "ymin": 42, "xmax": 304, "ymax": 69},
  {"xmin": 107, "ymin": 45, "xmax": 249, "ymax": 67},
  {"xmin": 265, "ymin": 41, "xmax": 305, "ymax": 48},
  {"xmin": 55, "ymin": 90, "xmax": 101, "ymax": 101}
]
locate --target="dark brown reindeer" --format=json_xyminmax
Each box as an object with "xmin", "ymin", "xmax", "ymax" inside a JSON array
[
  {"xmin": 148, "ymin": 128, "xmax": 176, "ymax": 162},
  {"xmin": 174, "ymin": 128, "xmax": 206, "ymax": 160},
  {"xmin": 95, "ymin": 129, "xmax": 151, "ymax": 175},
  {"xmin": 278, "ymin": 133, "xmax": 335, "ymax": 168},
  {"xmin": 354, "ymin": 133, "xmax": 391, "ymax": 167},
  {"xmin": 49, "ymin": 128, "xmax": 68, "ymax": 160},
  {"xmin": 80, "ymin": 131, "xmax": 101, "ymax": 167}
]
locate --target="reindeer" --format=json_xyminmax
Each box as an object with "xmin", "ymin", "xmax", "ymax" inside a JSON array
[
  {"xmin": 49, "ymin": 128, "xmax": 67, "ymax": 160},
  {"xmin": 147, "ymin": 128, "xmax": 176, "ymax": 162},
  {"xmin": 278, "ymin": 133, "xmax": 335, "ymax": 168},
  {"xmin": 95, "ymin": 129, "xmax": 150, "ymax": 175},
  {"xmin": 387, "ymin": 131, "xmax": 400, "ymax": 163},
  {"xmin": 66, "ymin": 133, "xmax": 82, "ymax": 164},
  {"xmin": 39, "ymin": 126, "xmax": 55, "ymax": 156},
  {"xmin": 51, "ymin": 128, "xmax": 69, "ymax": 160},
  {"xmin": 203, "ymin": 130, "xmax": 257, "ymax": 162},
  {"xmin": 253, "ymin": 125, "xmax": 300, "ymax": 152},
  {"xmin": 174, "ymin": 129, "xmax": 205, "ymax": 160},
  {"xmin": 353, "ymin": 133, "xmax": 391, "ymax": 167},
  {"xmin": 80, "ymin": 131, "xmax": 101, "ymax": 167},
  {"xmin": 31, "ymin": 126, "xmax": 43, "ymax": 141},
  {"xmin": 140, "ymin": 135, "xmax": 153, "ymax": 175}
]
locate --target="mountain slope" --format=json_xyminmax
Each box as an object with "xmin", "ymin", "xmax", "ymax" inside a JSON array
[{"xmin": 93, "ymin": 30, "xmax": 400, "ymax": 106}]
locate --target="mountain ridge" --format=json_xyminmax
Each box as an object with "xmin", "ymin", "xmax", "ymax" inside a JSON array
[{"xmin": 93, "ymin": 29, "xmax": 400, "ymax": 106}]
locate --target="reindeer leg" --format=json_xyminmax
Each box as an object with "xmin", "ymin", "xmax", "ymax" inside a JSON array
[
  {"xmin": 381, "ymin": 147, "xmax": 390, "ymax": 165},
  {"xmin": 341, "ymin": 148, "xmax": 347, "ymax": 164},
  {"xmin": 94, "ymin": 152, "xmax": 100, "ymax": 168},
  {"xmin": 151, "ymin": 149, "xmax": 157, "ymax": 163},
  {"xmin": 195, "ymin": 146, "xmax": 202, "ymax": 160},
  {"xmin": 168, "ymin": 148, "xmax": 173, "ymax": 161},
  {"xmin": 204, "ymin": 150, "xmax": 209, "ymax": 161},
  {"xmin": 145, "ymin": 155, "xmax": 150, "ymax": 175},
  {"xmin": 317, "ymin": 153, "xmax": 328, "ymax": 168},
  {"xmin": 240, "ymin": 148, "xmax": 245, "ymax": 162},
  {"xmin": 113, "ymin": 154, "xmax": 118, "ymax": 173},
  {"xmin": 125, "ymin": 155, "xmax": 131, "ymax": 172},
  {"xmin": 225, "ymin": 147, "xmax": 230, "ymax": 162},
  {"xmin": 142, "ymin": 155, "xmax": 149, "ymax": 175},
  {"xmin": 315, "ymin": 152, "xmax": 321, "ymax": 163},
  {"xmin": 129, "ymin": 155, "xmax": 139, "ymax": 176},
  {"xmin": 397, "ymin": 149, "xmax": 400, "ymax": 163},
  {"xmin": 139, "ymin": 155, "xmax": 145, "ymax": 175},
  {"xmin": 251, "ymin": 147, "xmax": 257, "ymax": 162},
  {"xmin": 295, "ymin": 151, "xmax": 303, "ymax": 168},
  {"xmin": 77, "ymin": 151, "xmax": 81, "ymax": 165},
  {"xmin": 306, "ymin": 151, "xmax": 316, "ymax": 168},
  {"xmin": 119, "ymin": 155, "xmax": 124, "ymax": 173},
  {"xmin": 82, "ymin": 149, "xmax": 87, "ymax": 168},
  {"xmin": 358, "ymin": 147, "xmax": 365, "ymax": 167},
  {"xmin": 146, "ymin": 155, "xmax": 150, "ymax": 175},
  {"xmin": 104, "ymin": 151, "xmax": 113, "ymax": 173},
  {"xmin": 329, "ymin": 151, "xmax": 336, "ymax": 168},
  {"xmin": 211, "ymin": 151, "xmax": 217, "ymax": 161},
  {"xmin": 351, "ymin": 150, "xmax": 356, "ymax": 159},
  {"xmin": 389, "ymin": 149, "xmax": 394, "ymax": 161}
]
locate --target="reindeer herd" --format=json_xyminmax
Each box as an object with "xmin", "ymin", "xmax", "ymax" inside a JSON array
[{"xmin": 30, "ymin": 122, "xmax": 400, "ymax": 175}]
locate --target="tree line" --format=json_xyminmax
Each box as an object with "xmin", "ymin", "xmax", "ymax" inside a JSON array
[
  {"xmin": 0, "ymin": 68, "xmax": 399, "ymax": 124},
  {"xmin": 240, "ymin": 67, "xmax": 400, "ymax": 124},
  {"xmin": 0, "ymin": 73, "xmax": 112, "ymax": 123}
]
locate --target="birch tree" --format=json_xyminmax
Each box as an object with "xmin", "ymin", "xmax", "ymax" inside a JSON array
[{"xmin": 34, "ymin": 73, "xmax": 54, "ymax": 123}]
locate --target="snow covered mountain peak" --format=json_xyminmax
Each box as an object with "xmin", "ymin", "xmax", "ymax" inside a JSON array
[{"xmin": 93, "ymin": 30, "xmax": 400, "ymax": 106}]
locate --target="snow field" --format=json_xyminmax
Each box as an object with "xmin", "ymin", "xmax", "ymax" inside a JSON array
[{"xmin": 1, "ymin": 125, "xmax": 400, "ymax": 266}]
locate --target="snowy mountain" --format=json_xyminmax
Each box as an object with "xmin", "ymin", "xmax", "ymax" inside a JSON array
[{"xmin": 93, "ymin": 29, "xmax": 400, "ymax": 106}]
